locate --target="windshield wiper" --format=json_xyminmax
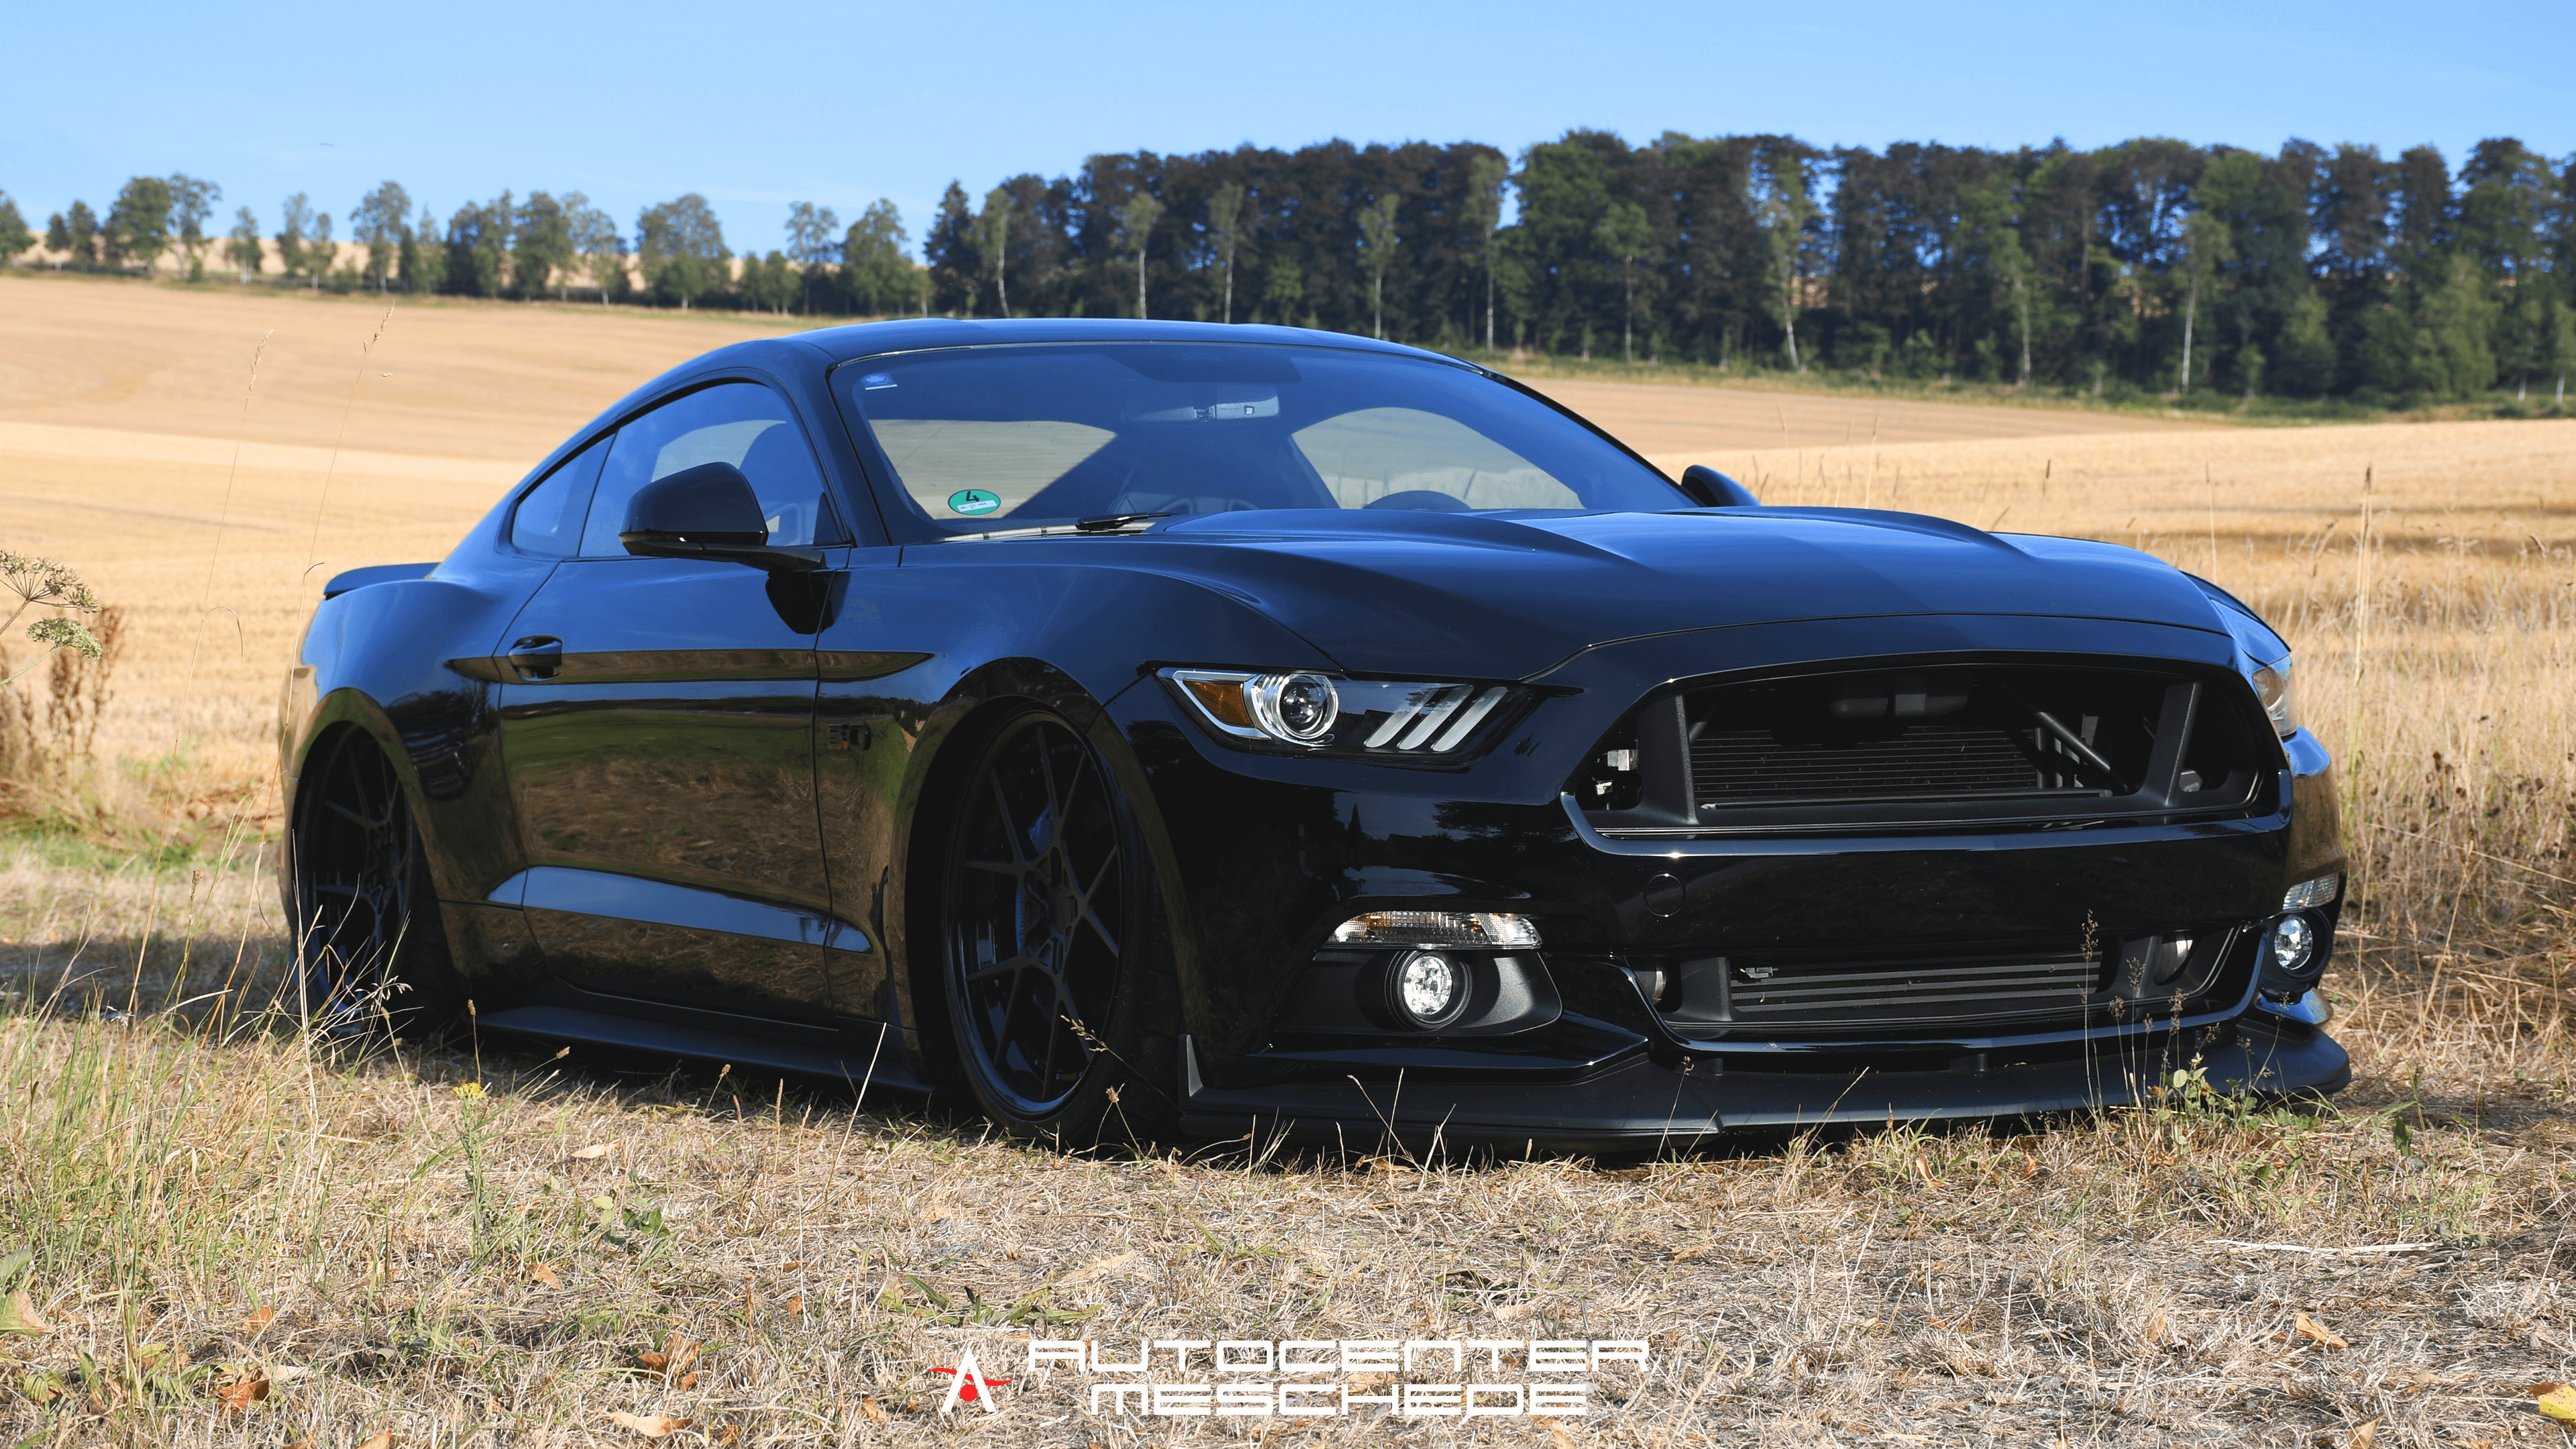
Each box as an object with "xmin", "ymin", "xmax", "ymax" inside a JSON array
[
  {"xmin": 1075, "ymin": 511, "xmax": 1176, "ymax": 533},
  {"xmin": 945, "ymin": 511, "xmax": 1177, "ymax": 542}
]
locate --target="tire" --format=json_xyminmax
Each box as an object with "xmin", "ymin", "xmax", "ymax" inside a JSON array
[
  {"xmin": 290, "ymin": 730, "xmax": 466, "ymax": 1040},
  {"xmin": 933, "ymin": 708, "xmax": 1181, "ymax": 1142}
]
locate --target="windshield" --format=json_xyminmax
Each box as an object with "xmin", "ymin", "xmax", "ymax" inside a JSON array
[{"xmin": 833, "ymin": 341, "xmax": 1685, "ymax": 532}]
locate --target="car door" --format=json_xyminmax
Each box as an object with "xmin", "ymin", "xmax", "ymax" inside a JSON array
[{"xmin": 495, "ymin": 380, "xmax": 855, "ymax": 1026}]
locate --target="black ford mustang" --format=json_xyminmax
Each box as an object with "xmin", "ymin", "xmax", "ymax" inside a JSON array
[{"xmin": 281, "ymin": 319, "xmax": 2349, "ymax": 1148}]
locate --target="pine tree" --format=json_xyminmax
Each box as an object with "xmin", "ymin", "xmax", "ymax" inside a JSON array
[{"xmin": 0, "ymin": 193, "xmax": 32, "ymax": 267}]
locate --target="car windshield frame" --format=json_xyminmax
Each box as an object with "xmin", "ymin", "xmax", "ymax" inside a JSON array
[{"xmin": 824, "ymin": 339, "xmax": 1691, "ymax": 540}]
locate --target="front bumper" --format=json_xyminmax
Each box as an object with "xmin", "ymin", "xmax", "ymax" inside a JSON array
[
  {"xmin": 1118, "ymin": 615, "xmax": 2351, "ymax": 1143},
  {"xmin": 1175, "ymin": 1011, "xmax": 2351, "ymax": 1151}
]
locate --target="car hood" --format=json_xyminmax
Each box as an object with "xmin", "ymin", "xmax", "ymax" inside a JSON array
[{"xmin": 1134, "ymin": 507, "xmax": 2231, "ymax": 680}]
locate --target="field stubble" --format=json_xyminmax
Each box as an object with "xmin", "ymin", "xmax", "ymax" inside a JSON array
[{"xmin": 0, "ymin": 281, "xmax": 2573, "ymax": 1445}]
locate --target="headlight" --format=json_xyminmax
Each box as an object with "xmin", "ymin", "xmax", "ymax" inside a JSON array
[
  {"xmin": 2250, "ymin": 655, "xmax": 2297, "ymax": 738},
  {"xmin": 1163, "ymin": 669, "xmax": 1523, "ymax": 758}
]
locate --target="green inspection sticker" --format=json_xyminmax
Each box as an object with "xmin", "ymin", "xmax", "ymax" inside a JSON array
[{"xmin": 947, "ymin": 488, "xmax": 1002, "ymax": 516}]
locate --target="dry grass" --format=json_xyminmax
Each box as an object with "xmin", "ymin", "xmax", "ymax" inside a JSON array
[{"xmin": 1, "ymin": 280, "xmax": 2573, "ymax": 1445}]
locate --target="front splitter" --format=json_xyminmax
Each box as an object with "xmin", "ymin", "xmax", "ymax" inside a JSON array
[{"xmin": 1177, "ymin": 1021, "xmax": 2351, "ymax": 1153}]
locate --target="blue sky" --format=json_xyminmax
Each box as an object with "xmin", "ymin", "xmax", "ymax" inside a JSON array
[{"xmin": 6, "ymin": 1, "xmax": 2569, "ymax": 259}]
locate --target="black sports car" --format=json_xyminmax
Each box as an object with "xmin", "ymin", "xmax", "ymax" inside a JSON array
[{"xmin": 282, "ymin": 319, "xmax": 2349, "ymax": 1148}]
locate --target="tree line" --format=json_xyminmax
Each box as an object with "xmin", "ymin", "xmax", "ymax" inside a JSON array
[{"xmin": 5, "ymin": 129, "xmax": 2570, "ymax": 404}]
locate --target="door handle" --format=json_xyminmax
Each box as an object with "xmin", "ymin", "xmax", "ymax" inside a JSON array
[{"xmin": 506, "ymin": 636, "xmax": 564, "ymax": 682}]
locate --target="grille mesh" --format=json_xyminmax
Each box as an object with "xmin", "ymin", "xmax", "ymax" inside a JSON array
[
  {"xmin": 1693, "ymin": 722, "xmax": 2045, "ymax": 806},
  {"xmin": 1726, "ymin": 949, "xmax": 2104, "ymax": 1026}
]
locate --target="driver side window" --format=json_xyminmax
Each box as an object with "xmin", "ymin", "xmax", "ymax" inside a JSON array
[{"xmin": 579, "ymin": 382, "xmax": 843, "ymax": 557}]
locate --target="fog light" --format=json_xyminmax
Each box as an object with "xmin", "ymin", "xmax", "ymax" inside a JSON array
[
  {"xmin": 2268, "ymin": 914, "xmax": 2316, "ymax": 976},
  {"xmin": 1331, "ymin": 910, "xmax": 1540, "ymax": 947},
  {"xmin": 1391, "ymin": 951, "xmax": 1470, "ymax": 1029}
]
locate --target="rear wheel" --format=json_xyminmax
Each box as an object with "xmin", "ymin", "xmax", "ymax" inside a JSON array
[
  {"xmin": 936, "ymin": 709, "xmax": 1179, "ymax": 1142},
  {"xmin": 290, "ymin": 731, "xmax": 465, "ymax": 1038}
]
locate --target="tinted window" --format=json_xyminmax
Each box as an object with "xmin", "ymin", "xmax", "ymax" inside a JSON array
[
  {"xmin": 508, "ymin": 435, "xmax": 608, "ymax": 556},
  {"xmin": 579, "ymin": 382, "xmax": 842, "ymax": 557},
  {"xmin": 835, "ymin": 343, "xmax": 1681, "ymax": 532}
]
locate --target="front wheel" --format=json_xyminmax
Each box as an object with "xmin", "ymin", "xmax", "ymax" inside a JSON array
[{"xmin": 936, "ymin": 708, "xmax": 1179, "ymax": 1142}]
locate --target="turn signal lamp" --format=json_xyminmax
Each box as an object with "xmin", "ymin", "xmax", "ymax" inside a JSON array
[{"xmin": 1330, "ymin": 910, "xmax": 1540, "ymax": 947}]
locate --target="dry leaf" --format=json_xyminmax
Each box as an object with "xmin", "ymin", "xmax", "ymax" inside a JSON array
[
  {"xmin": 1550, "ymin": 1425, "xmax": 1579, "ymax": 1449},
  {"xmin": 356, "ymin": 1431, "xmax": 397, "ymax": 1449},
  {"xmin": 1493, "ymin": 1302, "xmax": 1538, "ymax": 1322},
  {"xmin": 859, "ymin": 1397, "xmax": 889, "ymax": 1424},
  {"xmin": 527, "ymin": 1263, "xmax": 562, "ymax": 1289},
  {"xmin": 244, "ymin": 1305, "xmax": 277, "ymax": 1334},
  {"xmin": 677, "ymin": 1373, "xmax": 698, "ymax": 1392},
  {"xmin": 2347, "ymin": 1419, "xmax": 2379, "ymax": 1448},
  {"xmin": 215, "ymin": 1374, "xmax": 270, "ymax": 1411},
  {"xmin": 1670, "ymin": 1245, "xmax": 1706, "ymax": 1261},
  {"xmin": 2530, "ymin": 1383, "xmax": 2576, "ymax": 1422},
  {"xmin": 570, "ymin": 1142, "xmax": 614, "ymax": 1160},
  {"xmin": 0, "ymin": 1289, "xmax": 55, "ymax": 1335},
  {"xmin": 784, "ymin": 1295, "xmax": 804, "ymax": 1316},
  {"xmin": 2294, "ymin": 1311, "xmax": 2348, "ymax": 1348},
  {"xmin": 608, "ymin": 1411, "xmax": 690, "ymax": 1438}
]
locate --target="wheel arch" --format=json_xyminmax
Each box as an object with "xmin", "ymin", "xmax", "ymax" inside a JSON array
[{"xmin": 883, "ymin": 657, "xmax": 1201, "ymax": 1088}]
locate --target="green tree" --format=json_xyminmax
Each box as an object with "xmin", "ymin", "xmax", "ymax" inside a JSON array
[
  {"xmin": 306, "ymin": 209, "xmax": 335, "ymax": 289},
  {"xmin": 223, "ymin": 205, "xmax": 262, "ymax": 280},
  {"xmin": 1594, "ymin": 201, "xmax": 1652, "ymax": 363},
  {"xmin": 276, "ymin": 193, "xmax": 315, "ymax": 280},
  {"xmin": 783, "ymin": 201, "xmax": 839, "ymax": 314},
  {"xmin": 567, "ymin": 194, "xmax": 623, "ymax": 304},
  {"xmin": 1204, "ymin": 182, "xmax": 1246, "ymax": 325},
  {"xmin": 62, "ymin": 201, "xmax": 100, "ymax": 270},
  {"xmin": 352, "ymin": 181, "xmax": 411, "ymax": 291},
  {"xmin": 1461, "ymin": 153, "xmax": 1507, "ymax": 350},
  {"xmin": 514, "ymin": 191, "xmax": 572, "ymax": 299},
  {"xmin": 2271, "ymin": 290, "xmax": 2337, "ymax": 397},
  {"xmin": 401, "ymin": 203, "xmax": 445, "ymax": 294},
  {"xmin": 166, "ymin": 174, "xmax": 221, "ymax": 280},
  {"xmin": 2410, "ymin": 255, "xmax": 2498, "ymax": 398},
  {"xmin": 1756, "ymin": 151, "xmax": 1817, "ymax": 371},
  {"xmin": 1117, "ymin": 192, "xmax": 1161, "ymax": 319},
  {"xmin": 2175, "ymin": 211, "xmax": 2235, "ymax": 391},
  {"xmin": 104, "ymin": 176, "xmax": 173, "ymax": 274},
  {"xmin": 1955, "ymin": 175, "xmax": 2040, "ymax": 384},
  {"xmin": 976, "ymin": 186, "xmax": 1016, "ymax": 316},
  {"xmin": 1357, "ymin": 192, "xmax": 1400, "ymax": 339},
  {"xmin": 637, "ymin": 194, "xmax": 728, "ymax": 311},
  {"xmin": 841, "ymin": 199, "xmax": 911, "ymax": 316},
  {"xmin": 0, "ymin": 193, "xmax": 31, "ymax": 267},
  {"xmin": 1263, "ymin": 256, "xmax": 1303, "ymax": 325}
]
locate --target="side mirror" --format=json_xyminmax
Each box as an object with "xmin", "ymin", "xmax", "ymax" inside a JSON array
[
  {"xmin": 1679, "ymin": 464, "xmax": 1760, "ymax": 508},
  {"xmin": 620, "ymin": 462, "xmax": 824, "ymax": 573}
]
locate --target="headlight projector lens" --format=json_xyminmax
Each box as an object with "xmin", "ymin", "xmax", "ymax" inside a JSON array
[
  {"xmin": 2268, "ymin": 914, "xmax": 2316, "ymax": 976},
  {"xmin": 1390, "ymin": 951, "xmax": 1470, "ymax": 1030},
  {"xmin": 1249, "ymin": 672, "xmax": 1340, "ymax": 744}
]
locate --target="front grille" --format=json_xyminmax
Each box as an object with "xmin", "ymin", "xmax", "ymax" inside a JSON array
[
  {"xmin": 1693, "ymin": 721, "xmax": 2073, "ymax": 806},
  {"xmin": 1573, "ymin": 659, "xmax": 2275, "ymax": 837},
  {"xmin": 1726, "ymin": 948, "xmax": 2102, "ymax": 1025},
  {"xmin": 1633, "ymin": 927, "xmax": 2246, "ymax": 1038}
]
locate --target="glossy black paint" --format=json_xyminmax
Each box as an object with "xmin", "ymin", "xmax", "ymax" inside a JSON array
[{"xmin": 282, "ymin": 318, "xmax": 2351, "ymax": 1145}]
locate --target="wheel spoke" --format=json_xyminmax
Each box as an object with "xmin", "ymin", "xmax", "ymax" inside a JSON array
[
  {"xmin": 965, "ymin": 952, "xmax": 1041, "ymax": 984},
  {"xmin": 959, "ymin": 857, "xmax": 1023, "ymax": 877},
  {"xmin": 985, "ymin": 772, "xmax": 1030, "ymax": 867}
]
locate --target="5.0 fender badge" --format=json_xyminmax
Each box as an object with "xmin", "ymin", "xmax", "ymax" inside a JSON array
[{"xmin": 947, "ymin": 488, "xmax": 1002, "ymax": 516}]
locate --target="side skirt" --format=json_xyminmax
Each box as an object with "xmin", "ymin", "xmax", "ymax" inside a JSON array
[{"xmin": 476, "ymin": 1005, "xmax": 928, "ymax": 1100}]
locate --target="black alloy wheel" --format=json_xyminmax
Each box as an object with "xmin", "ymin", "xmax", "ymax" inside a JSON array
[
  {"xmin": 291, "ymin": 730, "xmax": 464, "ymax": 1038},
  {"xmin": 938, "ymin": 709, "xmax": 1177, "ymax": 1140}
]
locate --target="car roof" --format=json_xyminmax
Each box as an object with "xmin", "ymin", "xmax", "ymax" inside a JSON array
[{"xmin": 784, "ymin": 317, "xmax": 1463, "ymax": 368}]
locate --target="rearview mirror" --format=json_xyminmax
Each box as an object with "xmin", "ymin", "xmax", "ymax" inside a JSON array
[
  {"xmin": 620, "ymin": 463, "xmax": 824, "ymax": 573},
  {"xmin": 1679, "ymin": 464, "xmax": 1760, "ymax": 508}
]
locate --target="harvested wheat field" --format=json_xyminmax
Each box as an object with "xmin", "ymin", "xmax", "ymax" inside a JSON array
[{"xmin": 2, "ymin": 275, "xmax": 2575, "ymax": 1448}]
